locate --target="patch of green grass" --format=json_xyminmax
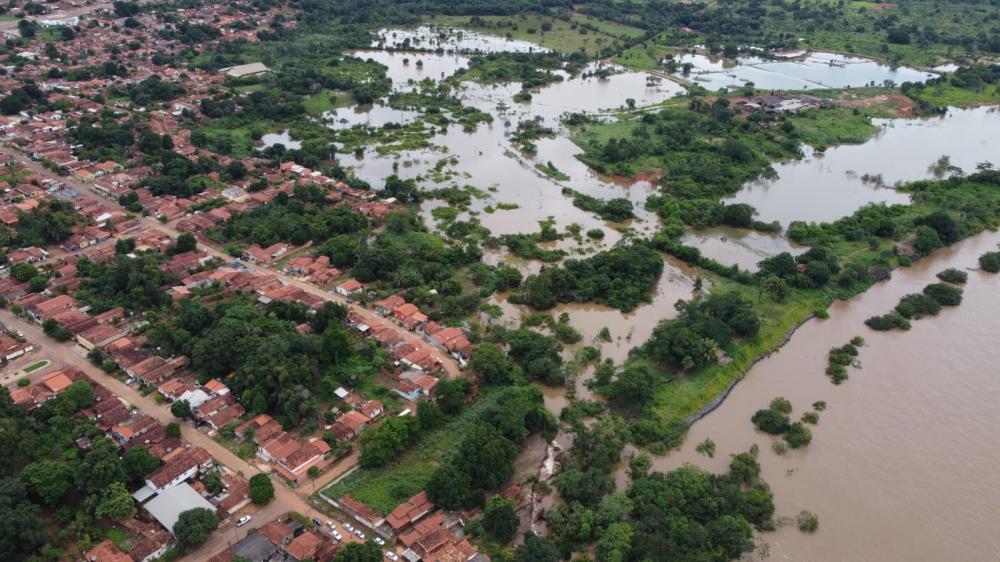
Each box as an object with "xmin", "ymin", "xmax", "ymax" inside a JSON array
[
  {"xmin": 23, "ymin": 360, "xmax": 47, "ymax": 373},
  {"xmin": 303, "ymin": 89, "xmax": 352, "ymax": 114},
  {"xmin": 567, "ymin": 13, "xmax": 645, "ymax": 40},
  {"xmin": 909, "ymin": 83, "xmax": 1000, "ymax": 109}
]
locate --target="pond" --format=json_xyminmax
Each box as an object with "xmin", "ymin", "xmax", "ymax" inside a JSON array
[{"xmin": 260, "ymin": 129, "xmax": 301, "ymax": 150}]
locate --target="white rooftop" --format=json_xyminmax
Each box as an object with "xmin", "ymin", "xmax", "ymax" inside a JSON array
[{"xmin": 144, "ymin": 482, "xmax": 215, "ymax": 534}]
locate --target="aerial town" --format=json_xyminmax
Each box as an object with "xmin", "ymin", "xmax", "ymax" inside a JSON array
[{"xmin": 2, "ymin": 0, "xmax": 999, "ymax": 561}]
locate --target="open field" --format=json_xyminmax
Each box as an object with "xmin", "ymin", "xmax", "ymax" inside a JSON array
[{"xmin": 424, "ymin": 14, "xmax": 623, "ymax": 56}]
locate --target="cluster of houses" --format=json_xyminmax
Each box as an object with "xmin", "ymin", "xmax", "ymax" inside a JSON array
[
  {"xmin": 370, "ymin": 294, "xmax": 473, "ymax": 363},
  {"xmin": 6, "ymin": 364, "xmax": 249, "ymax": 562},
  {"xmin": 735, "ymin": 92, "xmax": 833, "ymax": 115},
  {"xmin": 208, "ymin": 514, "xmax": 344, "ymax": 562},
  {"xmin": 333, "ymin": 490, "xmax": 495, "ymax": 562}
]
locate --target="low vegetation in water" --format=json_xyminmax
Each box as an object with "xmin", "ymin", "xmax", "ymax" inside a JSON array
[
  {"xmin": 826, "ymin": 337, "xmax": 862, "ymax": 385},
  {"xmin": 980, "ymin": 251, "xmax": 1000, "ymax": 273},
  {"xmin": 937, "ymin": 268, "xmax": 968, "ymax": 284},
  {"xmin": 752, "ymin": 398, "xmax": 813, "ymax": 449}
]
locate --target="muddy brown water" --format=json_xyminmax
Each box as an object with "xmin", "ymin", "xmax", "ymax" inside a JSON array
[{"xmin": 627, "ymin": 229, "xmax": 1000, "ymax": 562}]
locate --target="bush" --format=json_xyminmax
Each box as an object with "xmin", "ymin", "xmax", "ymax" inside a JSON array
[
  {"xmin": 922, "ymin": 283, "xmax": 963, "ymax": 306},
  {"xmin": 936, "ymin": 268, "xmax": 968, "ymax": 284},
  {"xmin": 865, "ymin": 312, "xmax": 911, "ymax": 331},
  {"xmin": 769, "ymin": 397, "xmax": 792, "ymax": 414},
  {"xmin": 894, "ymin": 293, "xmax": 941, "ymax": 319},
  {"xmin": 801, "ymin": 412, "xmax": 819, "ymax": 425},
  {"xmin": 797, "ymin": 510, "xmax": 819, "ymax": 533},
  {"xmin": 751, "ymin": 408, "xmax": 790, "ymax": 434},
  {"xmin": 980, "ymin": 251, "xmax": 1000, "ymax": 273},
  {"xmin": 784, "ymin": 422, "xmax": 813, "ymax": 448},
  {"xmin": 249, "ymin": 473, "xmax": 274, "ymax": 505}
]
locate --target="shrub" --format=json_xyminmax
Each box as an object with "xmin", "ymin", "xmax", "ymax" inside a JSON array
[
  {"xmin": 936, "ymin": 268, "xmax": 968, "ymax": 284},
  {"xmin": 695, "ymin": 438, "xmax": 716, "ymax": 458},
  {"xmin": 865, "ymin": 312, "xmax": 911, "ymax": 331},
  {"xmin": 894, "ymin": 293, "xmax": 941, "ymax": 319},
  {"xmin": 980, "ymin": 251, "xmax": 1000, "ymax": 273},
  {"xmin": 797, "ymin": 510, "xmax": 819, "ymax": 532},
  {"xmin": 922, "ymin": 283, "xmax": 963, "ymax": 306},
  {"xmin": 812, "ymin": 401, "xmax": 827, "ymax": 411},
  {"xmin": 769, "ymin": 397, "xmax": 792, "ymax": 414},
  {"xmin": 801, "ymin": 412, "xmax": 819, "ymax": 425},
  {"xmin": 751, "ymin": 408, "xmax": 790, "ymax": 434},
  {"xmin": 784, "ymin": 422, "xmax": 813, "ymax": 448}
]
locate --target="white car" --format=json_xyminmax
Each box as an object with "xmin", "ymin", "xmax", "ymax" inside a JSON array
[
  {"xmin": 236, "ymin": 515, "xmax": 252, "ymax": 527},
  {"xmin": 327, "ymin": 521, "xmax": 336, "ymax": 529},
  {"xmin": 332, "ymin": 531, "xmax": 343, "ymax": 542},
  {"xmin": 354, "ymin": 529, "xmax": 366, "ymax": 539},
  {"xmin": 386, "ymin": 552, "xmax": 399, "ymax": 561},
  {"xmin": 344, "ymin": 522, "xmax": 354, "ymax": 532},
  {"xmin": 374, "ymin": 537, "xmax": 385, "ymax": 546}
]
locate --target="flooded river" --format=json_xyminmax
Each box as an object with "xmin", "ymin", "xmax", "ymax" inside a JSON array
[{"xmin": 640, "ymin": 230, "xmax": 1000, "ymax": 562}]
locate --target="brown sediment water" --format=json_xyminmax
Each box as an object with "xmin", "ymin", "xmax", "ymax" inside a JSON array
[{"xmin": 631, "ymin": 229, "xmax": 1000, "ymax": 562}]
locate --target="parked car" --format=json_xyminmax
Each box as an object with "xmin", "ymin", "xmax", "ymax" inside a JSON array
[
  {"xmin": 332, "ymin": 531, "xmax": 343, "ymax": 541},
  {"xmin": 313, "ymin": 517, "xmax": 324, "ymax": 527},
  {"xmin": 344, "ymin": 522, "xmax": 354, "ymax": 532},
  {"xmin": 327, "ymin": 521, "xmax": 336, "ymax": 529},
  {"xmin": 236, "ymin": 515, "xmax": 252, "ymax": 527},
  {"xmin": 374, "ymin": 537, "xmax": 385, "ymax": 546},
  {"xmin": 354, "ymin": 529, "xmax": 366, "ymax": 539},
  {"xmin": 386, "ymin": 552, "xmax": 399, "ymax": 561}
]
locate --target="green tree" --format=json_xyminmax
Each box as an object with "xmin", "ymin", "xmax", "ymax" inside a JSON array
[
  {"xmin": 75, "ymin": 437, "xmax": 126, "ymax": 496},
  {"xmin": 0, "ymin": 476, "xmax": 48, "ymax": 560},
  {"xmin": 482, "ymin": 495, "xmax": 518, "ymax": 543},
  {"xmin": 435, "ymin": 378, "xmax": 471, "ymax": 416},
  {"xmin": 175, "ymin": 232, "xmax": 198, "ymax": 254},
  {"xmin": 173, "ymin": 507, "xmax": 218, "ymax": 549},
  {"xmin": 95, "ymin": 482, "xmax": 134, "ymax": 520},
  {"xmin": 469, "ymin": 343, "xmax": 514, "ymax": 385},
  {"xmin": 171, "ymin": 399, "xmax": 193, "ymax": 419},
  {"xmin": 123, "ymin": 446, "xmax": 161, "ymax": 481},
  {"xmin": 728, "ymin": 451, "xmax": 761, "ymax": 485},
  {"xmin": 22, "ymin": 459, "xmax": 73, "ymax": 506},
  {"xmin": 165, "ymin": 422, "xmax": 181, "ymax": 438},
  {"xmin": 249, "ymin": 473, "xmax": 274, "ymax": 505},
  {"xmin": 334, "ymin": 541, "xmax": 383, "ymax": 562},
  {"xmin": 456, "ymin": 424, "xmax": 518, "ymax": 490},
  {"xmin": 203, "ymin": 472, "xmax": 225, "ymax": 495},
  {"xmin": 517, "ymin": 532, "xmax": 560, "ymax": 562},
  {"xmin": 426, "ymin": 463, "xmax": 470, "ymax": 510},
  {"xmin": 596, "ymin": 522, "xmax": 632, "ymax": 562}
]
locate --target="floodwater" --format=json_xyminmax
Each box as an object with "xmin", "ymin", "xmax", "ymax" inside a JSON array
[
  {"xmin": 638, "ymin": 229, "xmax": 1000, "ymax": 562},
  {"xmin": 727, "ymin": 106, "xmax": 1000, "ymax": 225},
  {"xmin": 681, "ymin": 226, "xmax": 804, "ymax": 272},
  {"xmin": 673, "ymin": 51, "xmax": 937, "ymax": 91},
  {"xmin": 260, "ymin": 129, "xmax": 301, "ymax": 150},
  {"xmin": 374, "ymin": 26, "xmax": 550, "ymax": 54},
  {"xmin": 350, "ymin": 49, "xmax": 470, "ymax": 89},
  {"xmin": 322, "ymin": 104, "xmax": 424, "ymax": 129}
]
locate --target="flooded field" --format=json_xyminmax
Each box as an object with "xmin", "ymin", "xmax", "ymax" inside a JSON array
[
  {"xmin": 260, "ymin": 129, "xmax": 301, "ymax": 150},
  {"xmin": 726, "ymin": 106, "xmax": 1000, "ymax": 224},
  {"xmin": 638, "ymin": 230, "xmax": 1000, "ymax": 562},
  {"xmin": 673, "ymin": 51, "xmax": 937, "ymax": 91},
  {"xmin": 374, "ymin": 26, "xmax": 549, "ymax": 54},
  {"xmin": 350, "ymin": 49, "xmax": 470, "ymax": 89}
]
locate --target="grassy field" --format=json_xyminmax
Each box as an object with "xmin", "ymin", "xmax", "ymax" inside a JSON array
[
  {"xmin": 567, "ymin": 13, "xmax": 646, "ymax": 40},
  {"xmin": 303, "ymin": 89, "xmax": 353, "ymax": 114},
  {"xmin": 23, "ymin": 361, "xmax": 47, "ymax": 373},
  {"xmin": 424, "ymin": 14, "xmax": 622, "ymax": 56},
  {"xmin": 910, "ymin": 83, "xmax": 1000, "ymax": 109},
  {"xmin": 321, "ymin": 389, "xmax": 507, "ymax": 514}
]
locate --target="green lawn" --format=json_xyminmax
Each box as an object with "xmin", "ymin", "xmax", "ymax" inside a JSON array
[{"xmin": 910, "ymin": 83, "xmax": 1000, "ymax": 109}]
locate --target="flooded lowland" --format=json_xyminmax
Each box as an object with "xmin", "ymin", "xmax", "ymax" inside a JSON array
[{"xmin": 642, "ymin": 230, "xmax": 1000, "ymax": 562}]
